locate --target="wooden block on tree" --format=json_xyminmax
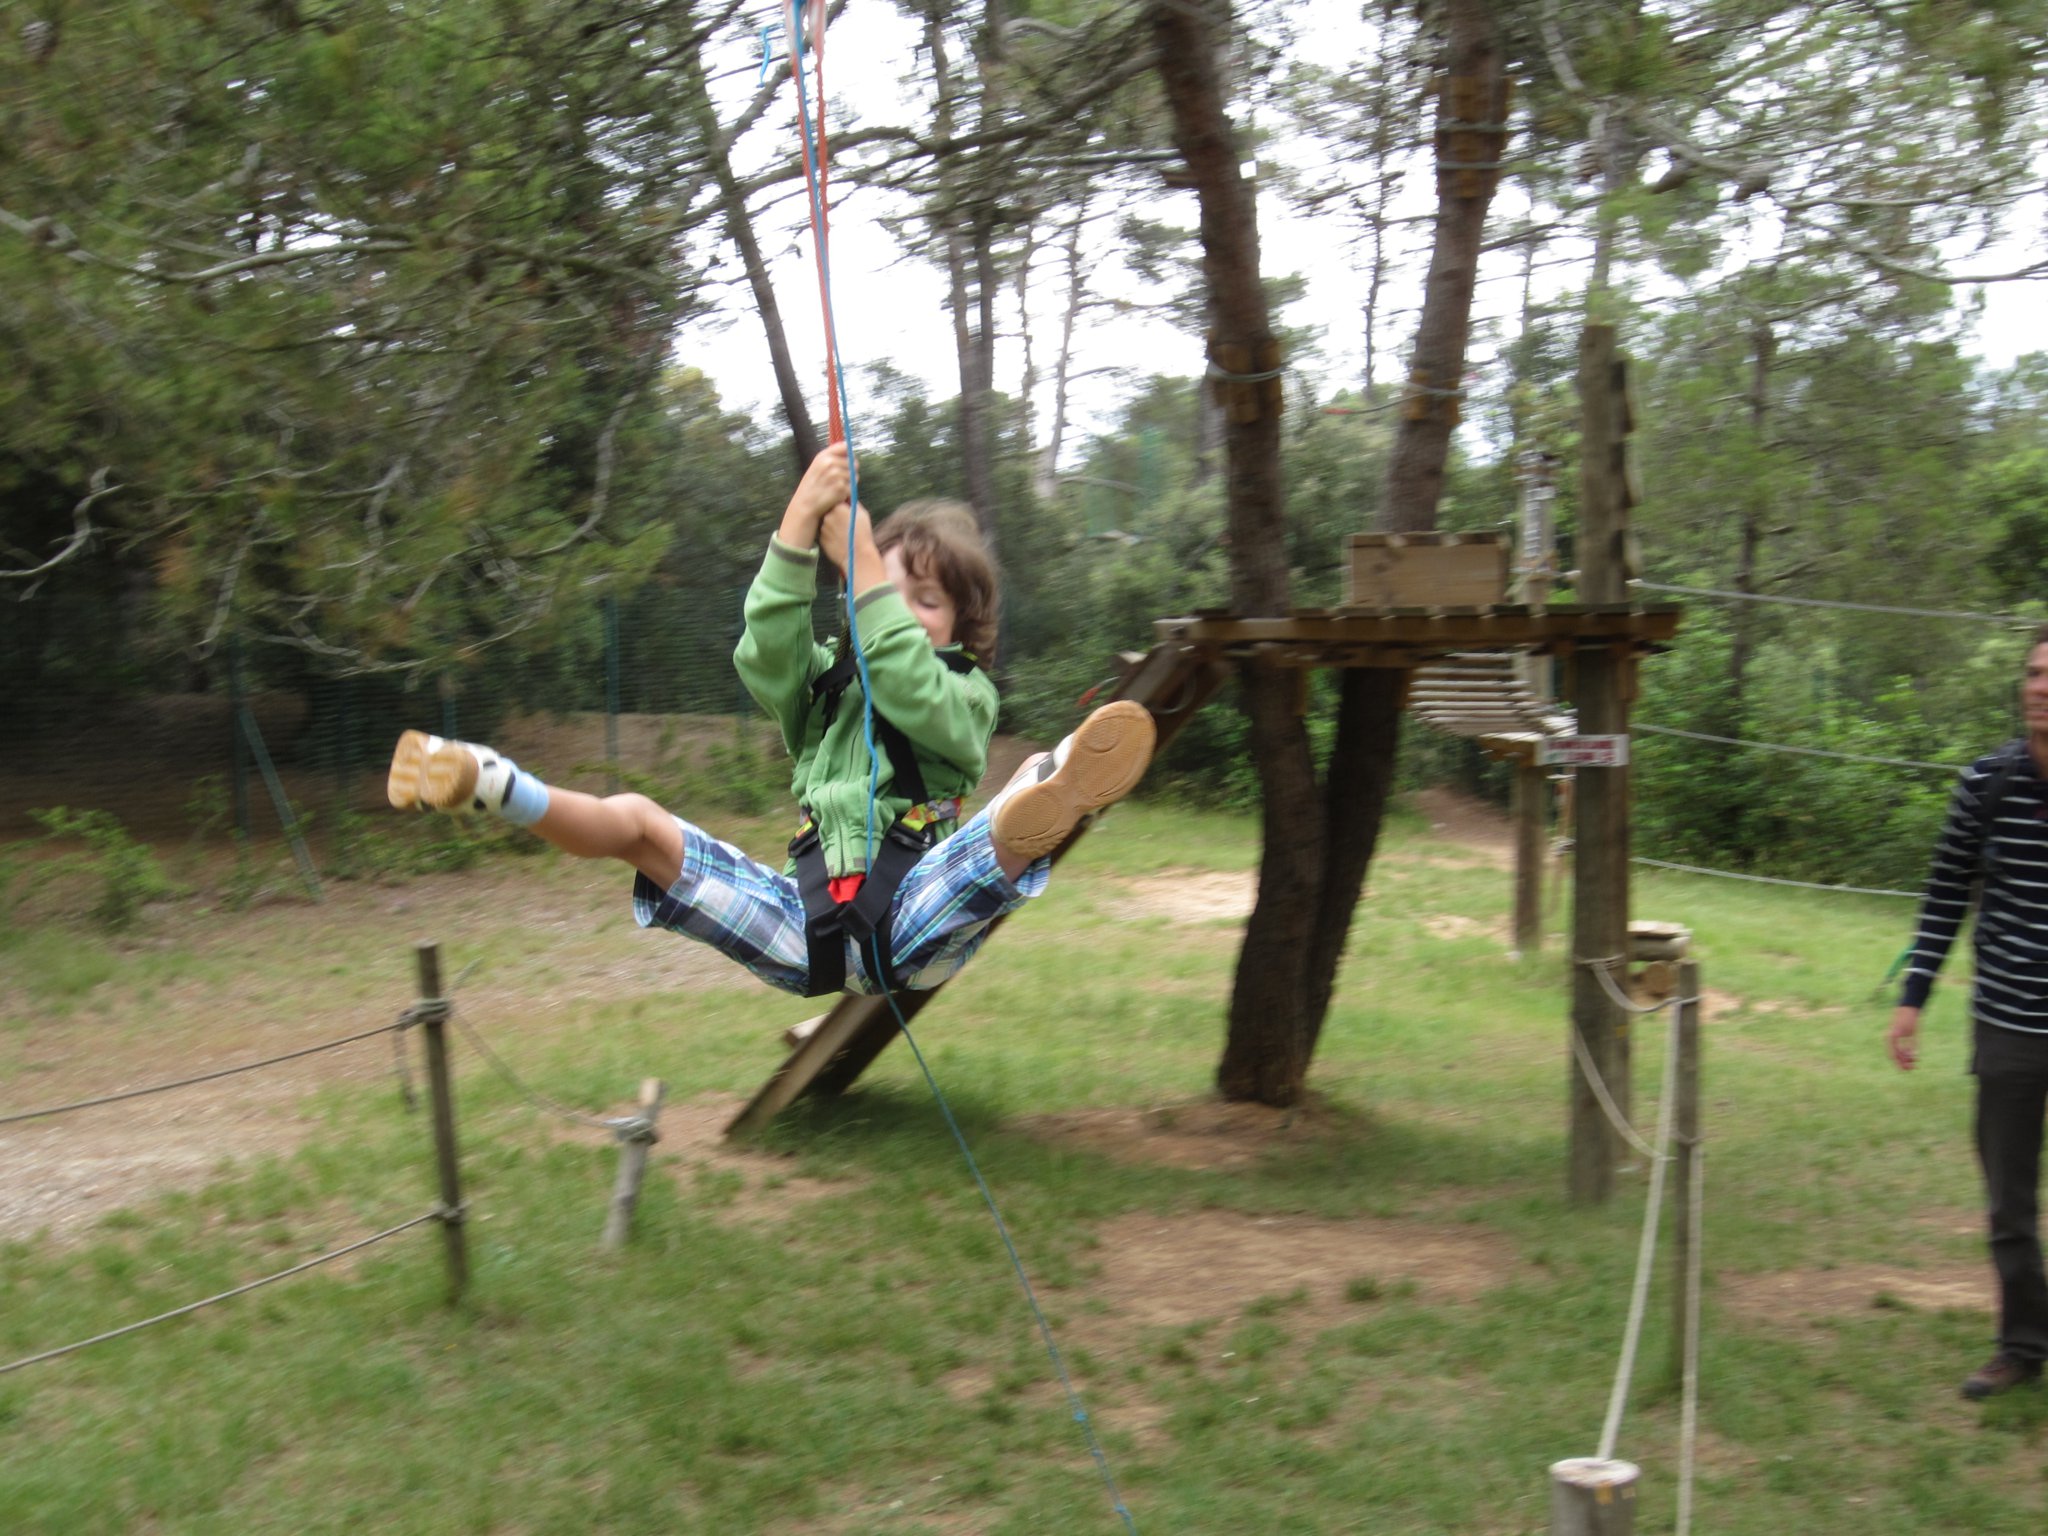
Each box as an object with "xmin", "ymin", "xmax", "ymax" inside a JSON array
[{"xmin": 1344, "ymin": 533, "xmax": 1507, "ymax": 610}]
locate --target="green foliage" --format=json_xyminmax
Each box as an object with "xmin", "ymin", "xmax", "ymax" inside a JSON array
[
  {"xmin": 4, "ymin": 807, "xmax": 177, "ymax": 932},
  {"xmin": 613, "ymin": 718, "xmax": 789, "ymax": 822}
]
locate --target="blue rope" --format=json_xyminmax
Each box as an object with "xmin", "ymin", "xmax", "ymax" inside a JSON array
[
  {"xmin": 788, "ymin": 15, "xmax": 1136, "ymax": 1528},
  {"xmin": 868, "ymin": 942, "xmax": 1142, "ymax": 1536}
]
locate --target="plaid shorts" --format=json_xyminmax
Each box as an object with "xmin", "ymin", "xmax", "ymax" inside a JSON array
[{"xmin": 630, "ymin": 807, "xmax": 1050, "ymax": 995}]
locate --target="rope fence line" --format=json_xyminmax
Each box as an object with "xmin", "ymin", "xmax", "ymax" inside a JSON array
[
  {"xmin": 1631, "ymin": 855, "xmax": 1918, "ymax": 899},
  {"xmin": 0, "ymin": 1208, "xmax": 450, "ymax": 1377},
  {"xmin": 449, "ymin": 1011, "xmax": 643, "ymax": 1136},
  {"xmin": 1631, "ymin": 578, "xmax": 2035, "ymax": 627},
  {"xmin": 1636, "ymin": 722, "xmax": 1961, "ymax": 774},
  {"xmin": 0, "ymin": 1017, "xmax": 414, "ymax": 1130}
]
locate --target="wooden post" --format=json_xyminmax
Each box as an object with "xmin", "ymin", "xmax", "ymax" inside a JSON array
[
  {"xmin": 1513, "ymin": 759, "xmax": 1545, "ymax": 955},
  {"xmin": 1670, "ymin": 959, "xmax": 1701, "ymax": 1380},
  {"xmin": 1569, "ymin": 323, "xmax": 1633, "ymax": 1205},
  {"xmin": 601, "ymin": 1077, "xmax": 665, "ymax": 1250},
  {"xmin": 1512, "ymin": 452, "xmax": 1556, "ymax": 956},
  {"xmin": 1549, "ymin": 1457, "xmax": 1639, "ymax": 1535},
  {"xmin": 415, "ymin": 941, "xmax": 469, "ymax": 1300}
]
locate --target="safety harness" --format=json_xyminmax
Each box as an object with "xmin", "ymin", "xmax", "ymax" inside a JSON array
[{"xmin": 790, "ymin": 646, "xmax": 978, "ymax": 996}]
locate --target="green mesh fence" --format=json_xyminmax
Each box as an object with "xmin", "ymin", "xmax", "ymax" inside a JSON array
[{"xmin": 0, "ymin": 582, "xmax": 872, "ymax": 850}]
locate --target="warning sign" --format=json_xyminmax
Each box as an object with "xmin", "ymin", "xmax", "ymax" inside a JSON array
[{"xmin": 1538, "ymin": 735, "xmax": 1630, "ymax": 768}]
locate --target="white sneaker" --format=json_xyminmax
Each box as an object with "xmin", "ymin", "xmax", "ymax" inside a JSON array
[
  {"xmin": 988, "ymin": 701, "xmax": 1156, "ymax": 862},
  {"xmin": 386, "ymin": 730, "xmax": 516, "ymax": 814}
]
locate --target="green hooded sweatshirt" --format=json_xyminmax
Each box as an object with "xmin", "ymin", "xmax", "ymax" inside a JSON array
[{"xmin": 733, "ymin": 536, "xmax": 998, "ymax": 879}]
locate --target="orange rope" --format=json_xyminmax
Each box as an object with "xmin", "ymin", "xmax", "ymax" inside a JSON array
[{"xmin": 792, "ymin": 0, "xmax": 844, "ymax": 445}]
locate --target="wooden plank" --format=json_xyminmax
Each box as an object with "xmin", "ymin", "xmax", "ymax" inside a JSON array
[{"xmin": 1343, "ymin": 535, "xmax": 1507, "ymax": 609}]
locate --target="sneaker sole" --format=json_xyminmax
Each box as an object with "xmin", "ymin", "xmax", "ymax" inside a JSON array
[
  {"xmin": 386, "ymin": 731, "xmax": 479, "ymax": 811},
  {"xmin": 994, "ymin": 701, "xmax": 1156, "ymax": 861}
]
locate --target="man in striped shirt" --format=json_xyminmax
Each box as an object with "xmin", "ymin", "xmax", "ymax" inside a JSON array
[{"xmin": 1890, "ymin": 629, "xmax": 2048, "ymax": 1399}]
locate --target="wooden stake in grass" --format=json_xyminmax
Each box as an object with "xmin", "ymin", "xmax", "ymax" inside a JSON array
[
  {"xmin": 414, "ymin": 941, "xmax": 468, "ymax": 1301},
  {"xmin": 1670, "ymin": 960, "xmax": 1701, "ymax": 1382},
  {"xmin": 601, "ymin": 1078, "xmax": 665, "ymax": 1251},
  {"xmin": 1549, "ymin": 1456, "xmax": 1638, "ymax": 1535}
]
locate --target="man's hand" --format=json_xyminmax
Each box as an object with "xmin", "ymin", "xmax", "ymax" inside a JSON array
[
  {"xmin": 1888, "ymin": 1004, "xmax": 1921, "ymax": 1071},
  {"xmin": 776, "ymin": 443, "xmax": 851, "ymax": 549}
]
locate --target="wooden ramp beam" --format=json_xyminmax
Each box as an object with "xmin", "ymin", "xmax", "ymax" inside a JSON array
[{"xmin": 724, "ymin": 642, "xmax": 1229, "ymax": 1141}]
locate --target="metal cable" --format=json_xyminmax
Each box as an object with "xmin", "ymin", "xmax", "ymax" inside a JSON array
[
  {"xmin": 1632, "ymin": 856, "xmax": 1917, "ymax": 899},
  {"xmin": 1596, "ymin": 1000, "xmax": 1683, "ymax": 1463},
  {"xmin": 1630, "ymin": 578, "xmax": 2030, "ymax": 626},
  {"xmin": 1636, "ymin": 723, "xmax": 1959, "ymax": 774},
  {"xmin": 0, "ymin": 1020, "xmax": 410, "ymax": 1129},
  {"xmin": 0, "ymin": 1209, "xmax": 446, "ymax": 1376},
  {"xmin": 450, "ymin": 1012, "xmax": 637, "ymax": 1134}
]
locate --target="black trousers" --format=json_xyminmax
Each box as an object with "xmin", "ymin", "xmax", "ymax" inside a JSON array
[{"xmin": 1973, "ymin": 1021, "xmax": 2048, "ymax": 1362}]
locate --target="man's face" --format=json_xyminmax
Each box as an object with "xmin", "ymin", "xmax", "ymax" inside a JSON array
[{"xmin": 2025, "ymin": 643, "xmax": 2048, "ymax": 735}]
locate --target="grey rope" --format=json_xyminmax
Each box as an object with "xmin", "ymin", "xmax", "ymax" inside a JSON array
[
  {"xmin": 0, "ymin": 1021, "xmax": 409, "ymax": 1129},
  {"xmin": 1636, "ymin": 723, "xmax": 1960, "ymax": 774},
  {"xmin": 450, "ymin": 1012, "xmax": 639, "ymax": 1133},
  {"xmin": 1632, "ymin": 856, "xmax": 1917, "ymax": 899},
  {"xmin": 1583, "ymin": 953, "xmax": 1686, "ymax": 1018},
  {"xmin": 0, "ymin": 1208, "xmax": 447, "ymax": 1376},
  {"xmin": 1567, "ymin": 1018, "xmax": 1665, "ymax": 1164},
  {"xmin": 1596, "ymin": 997, "xmax": 1683, "ymax": 1463},
  {"xmin": 1203, "ymin": 360, "xmax": 1285, "ymax": 383},
  {"xmin": 1630, "ymin": 578, "xmax": 2031, "ymax": 626}
]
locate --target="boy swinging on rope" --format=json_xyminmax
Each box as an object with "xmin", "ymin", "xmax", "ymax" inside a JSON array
[{"xmin": 385, "ymin": 443, "xmax": 1156, "ymax": 996}]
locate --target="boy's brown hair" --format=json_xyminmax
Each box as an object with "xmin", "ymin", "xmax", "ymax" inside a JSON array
[{"xmin": 874, "ymin": 499, "xmax": 1001, "ymax": 663}]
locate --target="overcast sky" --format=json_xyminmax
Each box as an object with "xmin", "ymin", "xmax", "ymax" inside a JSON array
[{"xmin": 679, "ymin": 4, "xmax": 2045, "ymax": 458}]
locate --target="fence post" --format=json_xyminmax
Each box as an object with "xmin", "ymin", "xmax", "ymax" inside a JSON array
[
  {"xmin": 1671, "ymin": 958, "xmax": 1701, "ymax": 1381},
  {"xmin": 414, "ymin": 941, "xmax": 469, "ymax": 1301},
  {"xmin": 600, "ymin": 1078, "xmax": 665, "ymax": 1250},
  {"xmin": 1549, "ymin": 1457, "xmax": 1638, "ymax": 1535}
]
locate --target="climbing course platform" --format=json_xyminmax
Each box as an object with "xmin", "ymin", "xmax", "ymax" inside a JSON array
[{"xmin": 724, "ymin": 598, "xmax": 1679, "ymax": 1140}]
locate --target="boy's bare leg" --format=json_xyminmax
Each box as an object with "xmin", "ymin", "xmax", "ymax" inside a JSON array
[{"xmin": 529, "ymin": 788, "xmax": 684, "ymax": 890}]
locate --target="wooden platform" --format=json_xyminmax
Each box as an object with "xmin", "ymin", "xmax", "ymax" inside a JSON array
[
  {"xmin": 725, "ymin": 599, "xmax": 1684, "ymax": 1141},
  {"xmin": 1154, "ymin": 602, "xmax": 1680, "ymax": 669}
]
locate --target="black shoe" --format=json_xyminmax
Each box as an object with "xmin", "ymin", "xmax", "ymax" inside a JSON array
[{"xmin": 1962, "ymin": 1353, "xmax": 2043, "ymax": 1400}]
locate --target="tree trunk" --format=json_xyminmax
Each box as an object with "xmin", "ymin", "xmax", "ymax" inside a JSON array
[
  {"xmin": 926, "ymin": 6, "xmax": 1003, "ymax": 556},
  {"xmin": 1153, "ymin": 0, "xmax": 1508, "ymax": 1106},
  {"xmin": 681, "ymin": 44, "xmax": 818, "ymax": 472},
  {"xmin": 1150, "ymin": 0, "xmax": 1317, "ymax": 1106},
  {"xmin": 1035, "ymin": 204, "xmax": 1088, "ymax": 504},
  {"xmin": 1384, "ymin": 3, "xmax": 1511, "ymax": 532},
  {"xmin": 1729, "ymin": 319, "xmax": 1774, "ymax": 711}
]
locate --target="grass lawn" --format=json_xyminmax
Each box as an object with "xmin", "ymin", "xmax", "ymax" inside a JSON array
[{"xmin": 0, "ymin": 794, "xmax": 2041, "ymax": 1534}]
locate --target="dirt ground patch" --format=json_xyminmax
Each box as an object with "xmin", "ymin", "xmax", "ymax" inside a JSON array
[
  {"xmin": 1020, "ymin": 1097, "xmax": 1346, "ymax": 1172},
  {"xmin": 1410, "ymin": 786, "xmax": 1514, "ymax": 869},
  {"xmin": 646, "ymin": 1091, "xmax": 863, "ymax": 1225},
  {"xmin": 1719, "ymin": 1260, "xmax": 1991, "ymax": 1328},
  {"xmin": 1101, "ymin": 869, "xmax": 1257, "ymax": 925}
]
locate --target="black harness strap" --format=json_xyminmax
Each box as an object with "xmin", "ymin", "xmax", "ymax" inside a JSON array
[{"xmin": 791, "ymin": 645, "xmax": 977, "ymax": 996}]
